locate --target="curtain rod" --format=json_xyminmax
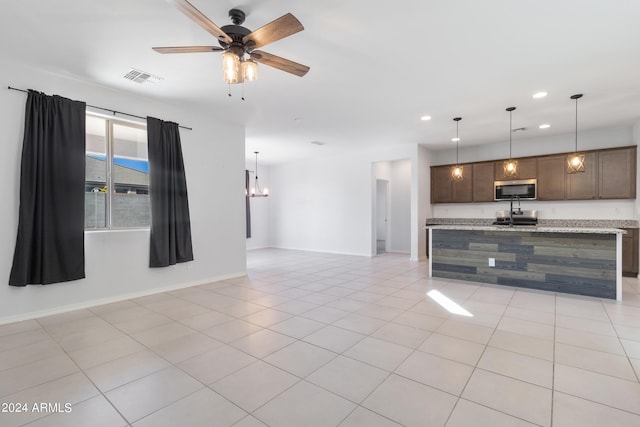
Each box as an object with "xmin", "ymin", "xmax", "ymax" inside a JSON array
[{"xmin": 7, "ymin": 86, "xmax": 192, "ymax": 131}]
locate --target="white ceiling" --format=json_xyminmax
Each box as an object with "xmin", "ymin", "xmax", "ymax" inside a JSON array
[{"xmin": 2, "ymin": 0, "xmax": 640, "ymax": 165}]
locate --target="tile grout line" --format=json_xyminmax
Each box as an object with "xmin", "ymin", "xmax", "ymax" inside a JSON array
[
  {"xmin": 5, "ymin": 251, "xmax": 640, "ymax": 426},
  {"xmin": 601, "ymin": 296, "xmax": 640, "ymax": 384},
  {"xmin": 29, "ymin": 318, "xmax": 133, "ymax": 427},
  {"xmin": 441, "ymin": 279, "xmax": 536, "ymax": 427},
  {"xmin": 550, "ymin": 292, "xmax": 557, "ymax": 427}
]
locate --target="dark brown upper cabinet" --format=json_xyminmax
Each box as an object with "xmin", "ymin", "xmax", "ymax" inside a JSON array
[
  {"xmin": 430, "ymin": 164, "xmax": 473, "ymax": 203},
  {"xmin": 431, "ymin": 165, "xmax": 453, "ymax": 203},
  {"xmin": 452, "ymin": 168, "xmax": 473, "ymax": 202},
  {"xmin": 430, "ymin": 145, "xmax": 636, "ymax": 204},
  {"xmin": 598, "ymin": 146, "xmax": 636, "ymax": 199},
  {"xmin": 473, "ymin": 162, "xmax": 495, "ymax": 202},
  {"xmin": 494, "ymin": 157, "xmax": 537, "ymax": 181},
  {"xmin": 537, "ymin": 155, "xmax": 566, "ymax": 200},
  {"xmin": 566, "ymin": 152, "xmax": 597, "ymax": 200}
]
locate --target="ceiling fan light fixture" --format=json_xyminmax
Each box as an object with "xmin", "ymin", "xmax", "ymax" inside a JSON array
[
  {"xmin": 242, "ymin": 59, "xmax": 258, "ymax": 82},
  {"xmin": 567, "ymin": 94, "xmax": 585, "ymax": 174},
  {"xmin": 221, "ymin": 50, "xmax": 241, "ymax": 84}
]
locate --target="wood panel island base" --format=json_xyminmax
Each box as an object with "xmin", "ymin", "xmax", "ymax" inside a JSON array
[{"xmin": 428, "ymin": 226, "xmax": 623, "ymax": 300}]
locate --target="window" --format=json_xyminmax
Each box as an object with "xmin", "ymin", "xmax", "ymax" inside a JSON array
[{"xmin": 85, "ymin": 114, "xmax": 150, "ymax": 229}]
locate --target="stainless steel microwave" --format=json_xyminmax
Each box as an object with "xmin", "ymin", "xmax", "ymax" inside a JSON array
[{"xmin": 494, "ymin": 179, "xmax": 537, "ymax": 200}]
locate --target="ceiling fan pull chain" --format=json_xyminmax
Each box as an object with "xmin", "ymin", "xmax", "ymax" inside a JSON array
[
  {"xmin": 241, "ymin": 81, "xmax": 246, "ymax": 101},
  {"xmin": 228, "ymin": 83, "xmax": 232, "ymax": 97}
]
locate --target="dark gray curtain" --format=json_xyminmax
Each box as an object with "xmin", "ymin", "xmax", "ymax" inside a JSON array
[
  {"xmin": 9, "ymin": 91, "xmax": 86, "ymax": 286},
  {"xmin": 147, "ymin": 117, "xmax": 194, "ymax": 267},
  {"xmin": 246, "ymin": 170, "xmax": 252, "ymax": 238}
]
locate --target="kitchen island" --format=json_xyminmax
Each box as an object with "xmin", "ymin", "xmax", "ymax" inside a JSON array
[{"xmin": 428, "ymin": 225, "xmax": 624, "ymax": 300}]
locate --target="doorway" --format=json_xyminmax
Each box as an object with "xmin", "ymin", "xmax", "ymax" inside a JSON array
[{"xmin": 376, "ymin": 179, "xmax": 389, "ymax": 254}]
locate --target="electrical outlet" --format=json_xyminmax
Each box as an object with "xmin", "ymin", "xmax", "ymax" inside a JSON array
[{"xmin": 488, "ymin": 258, "xmax": 495, "ymax": 267}]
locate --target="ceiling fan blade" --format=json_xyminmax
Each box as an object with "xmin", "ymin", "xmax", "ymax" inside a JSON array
[
  {"xmin": 251, "ymin": 50, "xmax": 309, "ymax": 77},
  {"xmin": 243, "ymin": 13, "xmax": 304, "ymax": 49},
  {"xmin": 167, "ymin": 0, "xmax": 232, "ymax": 44},
  {"xmin": 153, "ymin": 46, "xmax": 224, "ymax": 53}
]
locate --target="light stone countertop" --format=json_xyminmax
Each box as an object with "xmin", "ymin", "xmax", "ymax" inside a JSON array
[
  {"xmin": 426, "ymin": 218, "xmax": 638, "ymax": 229},
  {"xmin": 426, "ymin": 224, "xmax": 625, "ymax": 234}
]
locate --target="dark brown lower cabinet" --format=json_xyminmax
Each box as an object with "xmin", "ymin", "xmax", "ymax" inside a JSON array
[
  {"xmin": 622, "ymin": 228, "xmax": 638, "ymax": 277},
  {"xmin": 426, "ymin": 228, "xmax": 429, "ymax": 258}
]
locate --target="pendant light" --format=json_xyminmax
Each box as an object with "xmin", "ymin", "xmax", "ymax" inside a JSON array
[
  {"xmin": 451, "ymin": 117, "xmax": 463, "ymax": 181},
  {"xmin": 251, "ymin": 152, "xmax": 269, "ymax": 197},
  {"xmin": 567, "ymin": 94, "xmax": 585, "ymax": 173},
  {"xmin": 503, "ymin": 107, "xmax": 518, "ymax": 178}
]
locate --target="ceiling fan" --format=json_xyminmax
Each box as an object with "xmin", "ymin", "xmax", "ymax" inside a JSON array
[{"xmin": 153, "ymin": 0, "xmax": 310, "ymax": 84}]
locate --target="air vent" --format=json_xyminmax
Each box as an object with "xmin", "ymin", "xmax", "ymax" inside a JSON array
[
  {"xmin": 123, "ymin": 68, "xmax": 164, "ymax": 84},
  {"xmin": 512, "ymin": 127, "xmax": 527, "ymax": 133},
  {"xmin": 311, "ymin": 140, "xmax": 326, "ymax": 146}
]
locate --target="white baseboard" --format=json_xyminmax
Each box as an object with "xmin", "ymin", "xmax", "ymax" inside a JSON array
[
  {"xmin": 0, "ymin": 271, "xmax": 247, "ymax": 326},
  {"xmin": 268, "ymin": 245, "xmax": 371, "ymax": 257}
]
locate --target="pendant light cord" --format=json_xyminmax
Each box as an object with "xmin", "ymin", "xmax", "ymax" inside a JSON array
[
  {"xmin": 570, "ymin": 94, "xmax": 583, "ymax": 153},
  {"xmin": 574, "ymin": 97, "xmax": 578, "ymax": 152},
  {"xmin": 254, "ymin": 152, "xmax": 259, "ymax": 188},
  {"xmin": 453, "ymin": 117, "xmax": 462, "ymax": 164},
  {"xmin": 506, "ymin": 107, "xmax": 516, "ymax": 158},
  {"xmin": 456, "ymin": 120, "xmax": 459, "ymax": 164},
  {"xmin": 509, "ymin": 110, "xmax": 512, "ymax": 158}
]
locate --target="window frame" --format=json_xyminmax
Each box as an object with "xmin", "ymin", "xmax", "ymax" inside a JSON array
[{"xmin": 85, "ymin": 113, "xmax": 150, "ymax": 231}]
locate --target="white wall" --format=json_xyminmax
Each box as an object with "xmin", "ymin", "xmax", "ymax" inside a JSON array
[
  {"xmin": 430, "ymin": 125, "xmax": 638, "ymax": 221},
  {"xmin": 0, "ymin": 61, "xmax": 247, "ymax": 324},
  {"xmin": 388, "ymin": 160, "xmax": 411, "ymax": 253},
  {"xmin": 433, "ymin": 199, "xmax": 636, "ymax": 221},
  {"xmin": 269, "ymin": 145, "xmax": 416, "ymax": 257},
  {"xmin": 372, "ymin": 160, "xmax": 411, "ymax": 254},
  {"xmin": 372, "ymin": 162, "xmax": 391, "ymax": 255},
  {"xmin": 414, "ymin": 145, "xmax": 432, "ymax": 260},
  {"xmin": 246, "ymin": 161, "xmax": 270, "ymax": 250},
  {"xmin": 431, "ymin": 126, "xmax": 633, "ymax": 165},
  {"xmin": 635, "ymin": 122, "xmax": 640, "ymax": 220}
]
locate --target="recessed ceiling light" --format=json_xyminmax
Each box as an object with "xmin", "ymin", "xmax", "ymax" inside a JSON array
[
  {"xmin": 532, "ymin": 91, "xmax": 548, "ymax": 99},
  {"xmin": 539, "ymin": 124, "xmax": 551, "ymax": 129},
  {"xmin": 421, "ymin": 115, "xmax": 432, "ymax": 121},
  {"xmin": 451, "ymin": 137, "xmax": 460, "ymax": 142}
]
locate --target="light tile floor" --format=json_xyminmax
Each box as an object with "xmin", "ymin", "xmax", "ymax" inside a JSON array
[{"xmin": 1, "ymin": 248, "xmax": 640, "ymax": 426}]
